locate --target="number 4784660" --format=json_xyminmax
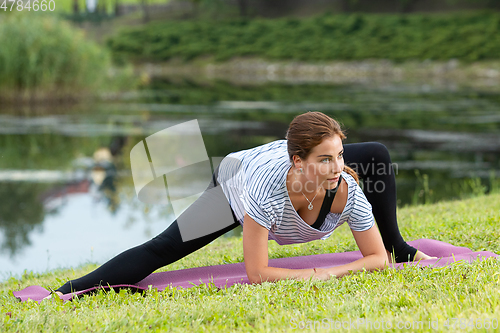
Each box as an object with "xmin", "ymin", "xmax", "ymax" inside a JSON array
[{"xmin": 1, "ymin": 0, "xmax": 55, "ymax": 11}]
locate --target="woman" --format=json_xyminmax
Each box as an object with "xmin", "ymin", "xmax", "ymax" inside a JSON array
[{"xmin": 53, "ymin": 111, "xmax": 434, "ymax": 296}]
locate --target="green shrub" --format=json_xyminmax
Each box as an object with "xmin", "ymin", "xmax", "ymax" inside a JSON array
[
  {"xmin": 0, "ymin": 13, "xmax": 130, "ymax": 102},
  {"xmin": 107, "ymin": 11, "xmax": 500, "ymax": 63}
]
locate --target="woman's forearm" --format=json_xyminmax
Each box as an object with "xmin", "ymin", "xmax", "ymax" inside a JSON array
[
  {"xmin": 324, "ymin": 253, "xmax": 388, "ymax": 278},
  {"xmin": 248, "ymin": 254, "xmax": 387, "ymax": 284},
  {"xmin": 248, "ymin": 266, "xmax": 317, "ymax": 284}
]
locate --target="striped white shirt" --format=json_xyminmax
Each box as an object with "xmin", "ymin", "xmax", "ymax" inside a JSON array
[{"xmin": 218, "ymin": 140, "xmax": 375, "ymax": 245}]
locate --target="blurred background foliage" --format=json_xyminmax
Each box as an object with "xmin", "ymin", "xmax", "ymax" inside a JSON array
[
  {"xmin": 1, "ymin": 2, "xmax": 500, "ymax": 101},
  {"xmin": 106, "ymin": 11, "xmax": 500, "ymax": 63},
  {"xmin": 0, "ymin": 12, "xmax": 138, "ymax": 103},
  {"xmin": 6, "ymin": 0, "xmax": 500, "ymax": 17}
]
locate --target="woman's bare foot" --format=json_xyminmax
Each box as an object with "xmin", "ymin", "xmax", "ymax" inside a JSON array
[
  {"xmin": 43, "ymin": 291, "xmax": 63, "ymax": 300},
  {"xmin": 414, "ymin": 250, "xmax": 438, "ymax": 261},
  {"xmin": 386, "ymin": 250, "xmax": 438, "ymax": 263}
]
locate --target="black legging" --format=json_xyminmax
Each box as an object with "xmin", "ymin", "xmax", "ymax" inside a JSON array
[
  {"xmin": 57, "ymin": 142, "xmax": 416, "ymax": 294},
  {"xmin": 343, "ymin": 142, "xmax": 417, "ymax": 262}
]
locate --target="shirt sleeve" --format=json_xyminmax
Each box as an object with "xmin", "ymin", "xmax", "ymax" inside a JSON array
[
  {"xmin": 347, "ymin": 184, "xmax": 375, "ymax": 232},
  {"xmin": 241, "ymin": 190, "xmax": 273, "ymax": 230}
]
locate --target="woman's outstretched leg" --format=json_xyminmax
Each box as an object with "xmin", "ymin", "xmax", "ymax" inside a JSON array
[
  {"xmin": 57, "ymin": 168, "xmax": 240, "ymax": 294},
  {"xmin": 57, "ymin": 217, "xmax": 239, "ymax": 294},
  {"xmin": 343, "ymin": 142, "xmax": 417, "ymax": 263}
]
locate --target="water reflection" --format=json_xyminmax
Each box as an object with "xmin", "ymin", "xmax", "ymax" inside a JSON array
[
  {"xmin": 0, "ymin": 136, "xmax": 128, "ymax": 258},
  {"xmin": 0, "ymin": 80, "xmax": 499, "ymax": 279},
  {"xmin": 0, "ymin": 182, "xmax": 46, "ymax": 257}
]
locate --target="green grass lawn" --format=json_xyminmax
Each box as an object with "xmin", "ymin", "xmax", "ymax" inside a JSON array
[{"xmin": 1, "ymin": 193, "xmax": 499, "ymax": 332}]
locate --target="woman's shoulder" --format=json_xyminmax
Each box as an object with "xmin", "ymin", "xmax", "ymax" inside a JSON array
[
  {"xmin": 341, "ymin": 171, "xmax": 373, "ymax": 210},
  {"xmin": 340, "ymin": 171, "xmax": 364, "ymax": 201},
  {"xmin": 341, "ymin": 170, "xmax": 357, "ymax": 187},
  {"xmin": 221, "ymin": 140, "xmax": 290, "ymax": 198},
  {"xmin": 225, "ymin": 139, "xmax": 289, "ymax": 178},
  {"xmin": 247, "ymin": 157, "xmax": 290, "ymax": 201},
  {"xmin": 227, "ymin": 139, "xmax": 286, "ymax": 157}
]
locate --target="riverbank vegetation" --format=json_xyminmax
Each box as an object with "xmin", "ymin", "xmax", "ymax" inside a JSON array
[
  {"xmin": 1, "ymin": 192, "xmax": 499, "ymax": 331},
  {"xmin": 0, "ymin": 13, "xmax": 138, "ymax": 104},
  {"xmin": 107, "ymin": 11, "xmax": 500, "ymax": 64}
]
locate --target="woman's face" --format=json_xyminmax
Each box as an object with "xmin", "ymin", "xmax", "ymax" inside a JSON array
[{"xmin": 299, "ymin": 135, "xmax": 344, "ymax": 191}]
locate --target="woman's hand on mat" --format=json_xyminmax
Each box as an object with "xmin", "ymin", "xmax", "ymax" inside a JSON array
[{"xmin": 313, "ymin": 268, "xmax": 337, "ymax": 281}]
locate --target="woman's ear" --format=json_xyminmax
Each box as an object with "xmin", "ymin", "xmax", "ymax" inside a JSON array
[{"xmin": 292, "ymin": 155, "xmax": 302, "ymax": 170}]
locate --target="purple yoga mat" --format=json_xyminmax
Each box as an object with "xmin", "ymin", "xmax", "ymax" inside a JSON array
[{"xmin": 12, "ymin": 239, "xmax": 498, "ymax": 303}]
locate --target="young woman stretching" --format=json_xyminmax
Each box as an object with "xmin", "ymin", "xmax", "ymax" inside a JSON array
[{"xmin": 53, "ymin": 111, "xmax": 434, "ymax": 295}]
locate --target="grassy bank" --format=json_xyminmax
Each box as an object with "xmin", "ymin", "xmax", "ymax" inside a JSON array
[
  {"xmin": 1, "ymin": 193, "xmax": 499, "ymax": 331},
  {"xmin": 107, "ymin": 11, "xmax": 500, "ymax": 64}
]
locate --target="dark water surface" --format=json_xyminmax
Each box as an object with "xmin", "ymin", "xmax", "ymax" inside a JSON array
[{"xmin": 1, "ymin": 80, "xmax": 499, "ymax": 280}]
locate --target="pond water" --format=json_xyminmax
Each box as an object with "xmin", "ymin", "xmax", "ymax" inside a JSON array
[{"xmin": 1, "ymin": 79, "xmax": 499, "ymax": 281}]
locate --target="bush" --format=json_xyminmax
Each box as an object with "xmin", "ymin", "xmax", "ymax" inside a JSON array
[
  {"xmin": 0, "ymin": 13, "xmax": 125, "ymax": 102},
  {"xmin": 107, "ymin": 11, "xmax": 500, "ymax": 63}
]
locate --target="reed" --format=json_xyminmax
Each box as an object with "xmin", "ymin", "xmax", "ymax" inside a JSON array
[{"xmin": 0, "ymin": 12, "xmax": 135, "ymax": 104}]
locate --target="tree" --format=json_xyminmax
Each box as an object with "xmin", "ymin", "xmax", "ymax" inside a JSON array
[
  {"xmin": 237, "ymin": 0, "xmax": 247, "ymax": 17},
  {"xmin": 141, "ymin": 0, "xmax": 150, "ymax": 23}
]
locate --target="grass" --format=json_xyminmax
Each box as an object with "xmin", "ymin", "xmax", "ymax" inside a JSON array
[{"xmin": 1, "ymin": 193, "xmax": 499, "ymax": 332}]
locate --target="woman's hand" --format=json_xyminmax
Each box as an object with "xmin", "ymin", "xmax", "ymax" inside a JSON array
[
  {"xmin": 312, "ymin": 225, "xmax": 389, "ymax": 280},
  {"xmin": 313, "ymin": 267, "xmax": 337, "ymax": 281}
]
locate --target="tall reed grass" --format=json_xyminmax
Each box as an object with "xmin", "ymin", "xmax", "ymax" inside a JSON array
[{"xmin": 0, "ymin": 12, "xmax": 135, "ymax": 103}]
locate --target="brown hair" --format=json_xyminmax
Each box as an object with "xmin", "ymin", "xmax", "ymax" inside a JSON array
[{"xmin": 285, "ymin": 111, "xmax": 359, "ymax": 184}]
